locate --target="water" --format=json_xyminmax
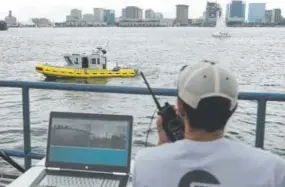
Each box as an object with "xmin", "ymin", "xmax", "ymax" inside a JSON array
[{"xmin": 0, "ymin": 27, "xmax": 285, "ymax": 172}]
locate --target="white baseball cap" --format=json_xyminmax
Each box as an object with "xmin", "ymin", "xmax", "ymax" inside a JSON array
[{"xmin": 178, "ymin": 60, "xmax": 239, "ymax": 111}]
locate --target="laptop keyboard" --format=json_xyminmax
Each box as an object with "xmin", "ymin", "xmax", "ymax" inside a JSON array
[{"xmin": 37, "ymin": 174, "xmax": 120, "ymax": 187}]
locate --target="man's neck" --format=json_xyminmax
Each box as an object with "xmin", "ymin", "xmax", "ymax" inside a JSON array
[
  {"xmin": 184, "ymin": 131, "xmax": 224, "ymax": 142},
  {"xmin": 184, "ymin": 119, "xmax": 224, "ymax": 142}
]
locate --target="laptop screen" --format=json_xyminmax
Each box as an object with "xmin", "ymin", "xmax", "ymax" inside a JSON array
[{"xmin": 46, "ymin": 112, "xmax": 132, "ymax": 172}]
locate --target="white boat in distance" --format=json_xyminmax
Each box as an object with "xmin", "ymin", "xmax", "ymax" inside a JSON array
[
  {"xmin": 212, "ymin": 5, "xmax": 231, "ymax": 38},
  {"xmin": 212, "ymin": 31, "xmax": 231, "ymax": 38}
]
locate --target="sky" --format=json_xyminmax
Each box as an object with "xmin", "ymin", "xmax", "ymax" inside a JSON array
[{"xmin": 0, "ymin": 0, "xmax": 284, "ymax": 22}]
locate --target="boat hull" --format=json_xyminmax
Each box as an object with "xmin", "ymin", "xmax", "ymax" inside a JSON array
[
  {"xmin": 35, "ymin": 64, "xmax": 138, "ymax": 78},
  {"xmin": 212, "ymin": 32, "xmax": 231, "ymax": 38},
  {"xmin": 0, "ymin": 21, "xmax": 8, "ymax": 31},
  {"xmin": 212, "ymin": 34, "xmax": 231, "ymax": 38}
]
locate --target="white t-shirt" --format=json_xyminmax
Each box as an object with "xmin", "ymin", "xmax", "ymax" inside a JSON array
[{"xmin": 132, "ymin": 138, "xmax": 285, "ymax": 187}]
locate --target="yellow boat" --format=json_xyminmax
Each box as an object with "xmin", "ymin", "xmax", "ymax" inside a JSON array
[
  {"xmin": 44, "ymin": 78, "xmax": 109, "ymax": 85},
  {"xmin": 35, "ymin": 47, "xmax": 138, "ymax": 79}
]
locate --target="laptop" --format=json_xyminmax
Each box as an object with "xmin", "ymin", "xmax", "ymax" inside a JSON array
[{"xmin": 31, "ymin": 111, "xmax": 133, "ymax": 187}]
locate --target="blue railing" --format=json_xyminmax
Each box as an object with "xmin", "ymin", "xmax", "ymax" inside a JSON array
[{"xmin": 0, "ymin": 80, "xmax": 285, "ymax": 170}]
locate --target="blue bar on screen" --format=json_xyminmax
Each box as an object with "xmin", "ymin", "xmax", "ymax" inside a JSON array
[{"xmin": 49, "ymin": 146, "xmax": 128, "ymax": 166}]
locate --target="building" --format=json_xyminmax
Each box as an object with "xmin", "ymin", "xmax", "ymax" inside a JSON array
[
  {"xmin": 271, "ymin": 9, "xmax": 282, "ymax": 24},
  {"xmin": 83, "ymin": 14, "xmax": 94, "ymax": 25},
  {"xmin": 203, "ymin": 2, "xmax": 221, "ymax": 25},
  {"xmin": 125, "ymin": 6, "xmax": 143, "ymax": 20},
  {"xmin": 145, "ymin": 9, "xmax": 155, "ymax": 20},
  {"xmin": 155, "ymin": 12, "xmax": 163, "ymax": 20},
  {"xmin": 70, "ymin": 9, "xmax": 82, "ymax": 20},
  {"xmin": 229, "ymin": 0, "xmax": 245, "ymax": 17},
  {"xmin": 138, "ymin": 8, "xmax": 143, "ymax": 20},
  {"xmin": 104, "ymin": 10, "xmax": 115, "ymax": 25},
  {"xmin": 176, "ymin": 4, "xmax": 189, "ymax": 26},
  {"xmin": 5, "ymin": 11, "xmax": 17, "ymax": 27},
  {"xmin": 160, "ymin": 19, "xmax": 174, "ymax": 27},
  {"xmin": 226, "ymin": 4, "xmax": 230, "ymax": 23},
  {"xmin": 32, "ymin": 18, "xmax": 51, "ymax": 27},
  {"xmin": 66, "ymin": 15, "xmax": 74, "ymax": 22},
  {"xmin": 122, "ymin": 8, "xmax": 126, "ymax": 19},
  {"xmin": 118, "ymin": 20, "xmax": 162, "ymax": 27},
  {"xmin": 247, "ymin": 3, "xmax": 266, "ymax": 23},
  {"xmin": 265, "ymin": 10, "xmax": 272, "ymax": 24},
  {"xmin": 65, "ymin": 9, "xmax": 82, "ymax": 26},
  {"xmin": 93, "ymin": 8, "xmax": 105, "ymax": 22},
  {"xmin": 227, "ymin": 0, "xmax": 246, "ymax": 23}
]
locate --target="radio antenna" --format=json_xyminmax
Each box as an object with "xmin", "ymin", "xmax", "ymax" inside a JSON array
[{"xmin": 140, "ymin": 72, "xmax": 162, "ymax": 111}]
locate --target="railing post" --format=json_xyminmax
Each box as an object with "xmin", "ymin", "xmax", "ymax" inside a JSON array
[
  {"xmin": 255, "ymin": 99, "xmax": 267, "ymax": 149},
  {"xmin": 22, "ymin": 87, "xmax": 31, "ymax": 170}
]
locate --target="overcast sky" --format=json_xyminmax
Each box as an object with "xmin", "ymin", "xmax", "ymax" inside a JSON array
[{"xmin": 0, "ymin": 0, "xmax": 283, "ymax": 22}]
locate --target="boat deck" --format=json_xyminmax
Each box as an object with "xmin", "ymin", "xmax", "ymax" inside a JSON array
[{"xmin": 0, "ymin": 80, "xmax": 285, "ymax": 186}]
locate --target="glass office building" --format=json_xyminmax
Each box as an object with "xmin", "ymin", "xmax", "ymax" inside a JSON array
[
  {"xmin": 229, "ymin": 0, "xmax": 246, "ymax": 18},
  {"xmin": 248, "ymin": 3, "xmax": 266, "ymax": 23}
]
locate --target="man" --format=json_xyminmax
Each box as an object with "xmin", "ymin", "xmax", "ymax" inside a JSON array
[{"xmin": 132, "ymin": 61, "xmax": 285, "ymax": 187}]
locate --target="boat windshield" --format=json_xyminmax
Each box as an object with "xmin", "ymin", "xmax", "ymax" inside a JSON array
[{"xmin": 64, "ymin": 56, "xmax": 73, "ymax": 65}]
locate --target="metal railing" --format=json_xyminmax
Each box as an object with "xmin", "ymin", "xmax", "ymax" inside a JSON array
[{"xmin": 0, "ymin": 80, "xmax": 285, "ymax": 170}]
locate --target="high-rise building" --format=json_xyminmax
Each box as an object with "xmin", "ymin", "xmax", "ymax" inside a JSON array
[
  {"xmin": 265, "ymin": 10, "xmax": 272, "ymax": 24},
  {"xmin": 247, "ymin": 3, "xmax": 266, "ymax": 23},
  {"xmin": 104, "ymin": 9, "xmax": 115, "ymax": 25},
  {"xmin": 204, "ymin": 2, "xmax": 221, "ymax": 24},
  {"xmin": 176, "ymin": 4, "xmax": 189, "ymax": 26},
  {"xmin": 122, "ymin": 8, "xmax": 126, "ymax": 19},
  {"xmin": 271, "ymin": 9, "xmax": 282, "ymax": 24},
  {"xmin": 226, "ymin": 4, "xmax": 230, "ymax": 22},
  {"xmin": 145, "ymin": 9, "xmax": 155, "ymax": 20},
  {"xmin": 83, "ymin": 14, "xmax": 94, "ymax": 25},
  {"xmin": 138, "ymin": 8, "xmax": 143, "ymax": 20},
  {"xmin": 125, "ymin": 6, "xmax": 142, "ymax": 20},
  {"xmin": 31, "ymin": 18, "xmax": 51, "ymax": 27},
  {"xmin": 103, "ymin": 9, "xmax": 110, "ymax": 22},
  {"xmin": 227, "ymin": 0, "xmax": 246, "ymax": 23},
  {"xmin": 93, "ymin": 8, "xmax": 104, "ymax": 22},
  {"xmin": 229, "ymin": 0, "xmax": 245, "ymax": 17},
  {"xmin": 70, "ymin": 9, "xmax": 82, "ymax": 20},
  {"xmin": 5, "ymin": 10, "xmax": 17, "ymax": 27},
  {"xmin": 66, "ymin": 15, "xmax": 74, "ymax": 22}
]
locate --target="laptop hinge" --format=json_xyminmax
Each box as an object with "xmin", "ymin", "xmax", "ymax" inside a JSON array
[
  {"xmin": 112, "ymin": 172, "xmax": 128, "ymax": 176},
  {"xmin": 46, "ymin": 167, "xmax": 60, "ymax": 170}
]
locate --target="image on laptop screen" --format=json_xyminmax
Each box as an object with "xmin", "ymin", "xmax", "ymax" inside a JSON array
[{"xmin": 48, "ymin": 116, "xmax": 130, "ymax": 167}]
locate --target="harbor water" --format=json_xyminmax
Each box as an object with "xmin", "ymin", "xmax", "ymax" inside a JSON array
[{"xmin": 0, "ymin": 27, "xmax": 284, "ymax": 172}]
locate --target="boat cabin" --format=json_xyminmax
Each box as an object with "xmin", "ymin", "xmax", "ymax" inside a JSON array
[{"xmin": 63, "ymin": 48, "xmax": 107, "ymax": 69}]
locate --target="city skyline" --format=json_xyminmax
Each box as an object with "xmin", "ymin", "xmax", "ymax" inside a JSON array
[
  {"xmin": 52, "ymin": 117, "xmax": 127, "ymax": 137},
  {"xmin": 51, "ymin": 118, "xmax": 128, "ymax": 149},
  {"xmin": 0, "ymin": 0, "xmax": 284, "ymax": 22}
]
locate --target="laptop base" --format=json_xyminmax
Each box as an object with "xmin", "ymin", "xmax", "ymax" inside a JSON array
[{"xmin": 31, "ymin": 169, "xmax": 128, "ymax": 187}]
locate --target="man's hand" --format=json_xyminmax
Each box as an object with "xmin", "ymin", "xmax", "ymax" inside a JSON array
[
  {"xmin": 156, "ymin": 115, "xmax": 169, "ymax": 145},
  {"xmin": 156, "ymin": 105, "xmax": 181, "ymax": 145}
]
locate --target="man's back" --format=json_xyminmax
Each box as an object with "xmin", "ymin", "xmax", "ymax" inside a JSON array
[{"xmin": 133, "ymin": 138, "xmax": 285, "ymax": 187}]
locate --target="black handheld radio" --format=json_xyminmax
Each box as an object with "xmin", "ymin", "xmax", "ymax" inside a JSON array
[{"xmin": 140, "ymin": 72, "xmax": 185, "ymax": 142}]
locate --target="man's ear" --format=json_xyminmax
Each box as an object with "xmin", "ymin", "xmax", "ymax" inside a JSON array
[
  {"xmin": 177, "ymin": 98, "xmax": 186, "ymax": 117},
  {"xmin": 229, "ymin": 102, "xmax": 238, "ymax": 117}
]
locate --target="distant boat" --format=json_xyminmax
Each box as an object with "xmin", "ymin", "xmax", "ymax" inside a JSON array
[
  {"xmin": 0, "ymin": 21, "xmax": 8, "ymax": 31},
  {"xmin": 212, "ymin": 6, "xmax": 230, "ymax": 38}
]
